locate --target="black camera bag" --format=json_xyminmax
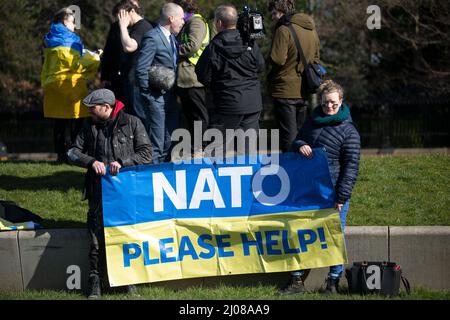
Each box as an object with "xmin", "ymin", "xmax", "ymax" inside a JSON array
[
  {"xmin": 287, "ymin": 24, "xmax": 325, "ymax": 94},
  {"xmin": 345, "ymin": 261, "xmax": 411, "ymax": 296}
]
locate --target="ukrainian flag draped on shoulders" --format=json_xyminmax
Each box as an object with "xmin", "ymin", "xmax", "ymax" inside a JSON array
[{"xmin": 41, "ymin": 23, "xmax": 100, "ymax": 119}]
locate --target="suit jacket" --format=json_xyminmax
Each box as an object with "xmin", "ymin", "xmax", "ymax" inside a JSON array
[{"xmin": 135, "ymin": 25, "xmax": 177, "ymax": 91}]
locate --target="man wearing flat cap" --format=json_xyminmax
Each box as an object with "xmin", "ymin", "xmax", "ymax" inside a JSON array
[{"xmin": 67, "ymin": 88, "xmax": 152, "ymax": 299}]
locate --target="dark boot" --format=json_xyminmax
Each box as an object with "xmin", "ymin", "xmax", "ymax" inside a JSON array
[
  {"xmin": 279, "ymin": 276, "xmax": 306, "ymax": 295},
  {"xmin": 127, "ymin": 285, "xmax": 140, "ymax": 297},
  {"xmin": 56, "ymin": 152, "xmax": 68, "ymax": 164},
  {"xmin": 88, "ymin": 274, "xmax": 101, "ymax": 299},
  {"xmin": 323, "ymin": 277, "xmax": 340, "ymax": 295}
]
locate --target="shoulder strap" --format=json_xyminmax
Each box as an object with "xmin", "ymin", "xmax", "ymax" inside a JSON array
[
  {"xmin": 287, "ymin": 24, "xmax": 308, "ymax": 68},
  {"xmin": 401, "ymin": 275, "xmax": 411, "ymax": 294}
]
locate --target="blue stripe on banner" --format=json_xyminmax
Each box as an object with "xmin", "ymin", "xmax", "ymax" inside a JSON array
[{"xmin": 102, "ymin": 151, "xmax": 335, "ymax": 227}]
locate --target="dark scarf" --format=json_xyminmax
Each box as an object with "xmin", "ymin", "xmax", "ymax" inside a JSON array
[{"xmin": 312, "ymin": 103, "xmax": 351, "ymax": 126}]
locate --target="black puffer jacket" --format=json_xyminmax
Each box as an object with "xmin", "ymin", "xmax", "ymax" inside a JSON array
[
  {"xmin": 292, "ymin": 107, "xmax": 360, "ymax": 204},
  {"xmin": 195, "ymin": 29, "xmax": 265, "ymax": 115}
]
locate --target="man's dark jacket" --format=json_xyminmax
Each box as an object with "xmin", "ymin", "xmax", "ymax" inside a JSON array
[
  {"xmin": 100, "ymin": 22, "xmax": 125, "ymax": 100},
  {"xmin": 67, "ymin": 104, "xmax": 152, "ymax": 200},
  {"xmin": 292, "ymin": 109, "xmax": 360, "ymax": 204},
  {"xmin": 100, "ymin": 20, "xmax": 154, "ymax": 102},
  {"xmin": 195, "ymin": 29, "xmax": 265, "ymax": 115}
]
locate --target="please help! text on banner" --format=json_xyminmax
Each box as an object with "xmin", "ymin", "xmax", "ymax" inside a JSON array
[{"xmin": 101, "ymin": 150, "xmax": 347, "ymax": 287}]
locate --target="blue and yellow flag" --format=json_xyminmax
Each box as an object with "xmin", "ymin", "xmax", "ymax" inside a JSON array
[
  {"xmin": 0, "ymin": 217, "xmax": 41, "ymax": 231},
  {"xmin": 102, "ymin": 150, "xmax": 347, "ymax": 287},
  {"xmin": 41, "ymin": 23, "xmax": 100, "ymax": 119}
]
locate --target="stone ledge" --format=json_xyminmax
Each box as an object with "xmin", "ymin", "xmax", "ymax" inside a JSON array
[
  {"xmin": 0, "ymin": 230, "xmax": 23, "ymax": 291},
  {"xmin": 361, "ymin": 148, "xmax": 449, "ymax": 155},
  {"xmin": 0, "ymin": 226, "xmax": 449, "ymax": 292},
  {"xmin": 389, "ymin": 226, "xmax": 450, "ymax": 291}
]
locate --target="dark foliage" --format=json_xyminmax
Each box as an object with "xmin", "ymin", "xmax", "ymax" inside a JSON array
[{"xmin": 0, "ymin": 0, "xmax": 449, "ymax": 115}]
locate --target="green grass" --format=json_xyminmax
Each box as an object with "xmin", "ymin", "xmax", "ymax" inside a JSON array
[
  {"xmin": 350, "ymin": 155, "xmax": 450, "ymax": 225},
  {"xmin": 1, "ymin": 157, "xmax": 449, "ymax": 301},
  {"xmin": 1, "ymin": 155, "xmax": 449, "ymax": 227},
  {"xmin": 0, "ymin": 284, "xmax": 448, "ymax": 300},
  {"xmin": 0, "ymin": 161, "xmax": 87, "ymax": 227}
]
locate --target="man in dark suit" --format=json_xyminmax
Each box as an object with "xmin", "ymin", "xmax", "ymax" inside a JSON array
[{"xmin": 135, "ymin": 2, "xmax": 185, "ymax": 164}]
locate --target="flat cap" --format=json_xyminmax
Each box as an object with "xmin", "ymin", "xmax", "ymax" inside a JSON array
[{"xmin": 82, "ymin": 89, "xmax": 115, "ymax": 107}]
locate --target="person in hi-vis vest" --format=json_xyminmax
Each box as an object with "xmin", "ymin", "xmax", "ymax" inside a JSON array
[{"xmin": 174, "ymin": 0, "xmax": 210, "ymax": 158}]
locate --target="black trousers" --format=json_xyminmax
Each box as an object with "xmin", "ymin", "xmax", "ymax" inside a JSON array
[
  {"xmin": 177, "ymin": 87, "xmax": 209, "ymax": 152},
  {"xmin": 208, "ymin": 111, "xmax": 261, "ymax": 156},
  {"xmin": 272, "ymin": 98, "xmax": 308, "ymax": 153},
  {"xmin": 87, "ymin": 196, "xmax": 107, "ymax": 282},
  {"xmin": 87, "ymin": 180, "xmax": 128, "ymax": 292},
  {"xmin": 53, "ymin": 118, "xmax": 84, "ymax": 159}
]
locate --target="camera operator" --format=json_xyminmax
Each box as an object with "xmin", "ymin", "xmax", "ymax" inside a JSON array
[
  {"xmin": 195, "ymin": 4, "xmax": 264, "ymax": 156},
  {"xmin": 267, "ymin": 0, "xmax": 320, "ymax": 153}
]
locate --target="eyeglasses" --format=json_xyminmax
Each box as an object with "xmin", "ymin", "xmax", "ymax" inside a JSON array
[{"xmin": 321, "ymin": 101, "xmax": 340, "ymax": 109}]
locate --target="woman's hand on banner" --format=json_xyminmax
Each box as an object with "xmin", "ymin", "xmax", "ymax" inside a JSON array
[{"xmin": 299, "ymin": 145, "xmax": 313, "ymax": 159}]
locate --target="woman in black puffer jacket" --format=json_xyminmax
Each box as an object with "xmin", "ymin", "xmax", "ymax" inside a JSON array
[{"xmin": 281, "ymin": 80, "xmax": 361, "ymax": 296}]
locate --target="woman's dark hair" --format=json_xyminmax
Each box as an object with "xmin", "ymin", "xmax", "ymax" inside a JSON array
[
  {"xmin": 113, "ymin": 0, "xmax": 143, "ymax": 16},
  {"xmin": 53, "ymin": 7, "xmax": 74, "ymax": 24},
  {"xmin": 172, "ymin": 0, "xmax": 198, "ymax": 13}
]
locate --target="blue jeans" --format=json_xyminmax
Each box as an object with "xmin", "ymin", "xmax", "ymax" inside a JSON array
[
  {"xmin": 292, "ymin": 200, "xmax": 350, "ymax": 280},
  {"xmin": 138, "ymin": 88, "xmax": 179, "ymax": 164}
]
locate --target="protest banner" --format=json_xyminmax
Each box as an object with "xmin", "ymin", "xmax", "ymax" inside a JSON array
[{"xmin": 102, "ymin": 150, "xmax": 346, "ymax": 286}]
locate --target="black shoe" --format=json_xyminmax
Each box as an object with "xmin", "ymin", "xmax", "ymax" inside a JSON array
[
  {"xmin": 87, "ymin": 275, "xmax": 101, "ymax": 299},
  {"xmin": 127, "ymin": 285, "xmax": 140, "ymax": 297},
  {"xmin": 279, "ymin": 277, "xmax": 306, "ymax": 295},
  {"xmin": 323, "ymin": 277, "xmax": 340, "ymax": 295}
]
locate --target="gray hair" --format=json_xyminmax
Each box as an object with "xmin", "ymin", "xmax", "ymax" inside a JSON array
[
  {"xmin": 53, "ymin": 7, "xmax": 74, "ymax": 24},
  {"xmin": 160, "ymin": 2, "xmax": 183, "ymax": 24},
  {"xmin": 215, "ymin": 5, "xmax": 238, "ymax": 28}
]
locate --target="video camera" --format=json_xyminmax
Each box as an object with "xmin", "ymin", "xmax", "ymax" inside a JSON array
[{"xmin": 237, "ymin": 5, "xmax": 265, "ymax": 45}]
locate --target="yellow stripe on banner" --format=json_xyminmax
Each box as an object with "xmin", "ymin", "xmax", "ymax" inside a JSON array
[{"xmin": 104, "ymin": 209, "xmax": 346, "ymax": 287}]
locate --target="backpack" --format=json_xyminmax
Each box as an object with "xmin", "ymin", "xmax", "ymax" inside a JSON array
[
  {"xmin": 346, "ymin": 261, "xmax": 411, "ymax": 296},
  {"xmin": 0, "ymin": 200, "xmax": 43, "ymax": 231},
  {"xmin": 287, "ymin": 24, "xmax": 326, "ymax": 95},
  {"xmin": 0, "ymin": 200, "xmax": 43, "ymax": 223}
]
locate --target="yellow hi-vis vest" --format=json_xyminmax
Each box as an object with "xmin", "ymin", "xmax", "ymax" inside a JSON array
[{"xmin": 183, "ymin": 14, "xmax": 210, "ymax": 66}]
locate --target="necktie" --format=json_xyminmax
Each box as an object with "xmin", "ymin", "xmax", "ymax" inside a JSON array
[{"xmin": 170, "ymin": 35, "xmax": 177, "ymax": 67}]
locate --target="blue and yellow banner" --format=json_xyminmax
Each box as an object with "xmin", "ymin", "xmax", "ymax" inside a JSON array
[{"xmin": 102, "ymin": 150, "xmax": 347, "ymax": 287}]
